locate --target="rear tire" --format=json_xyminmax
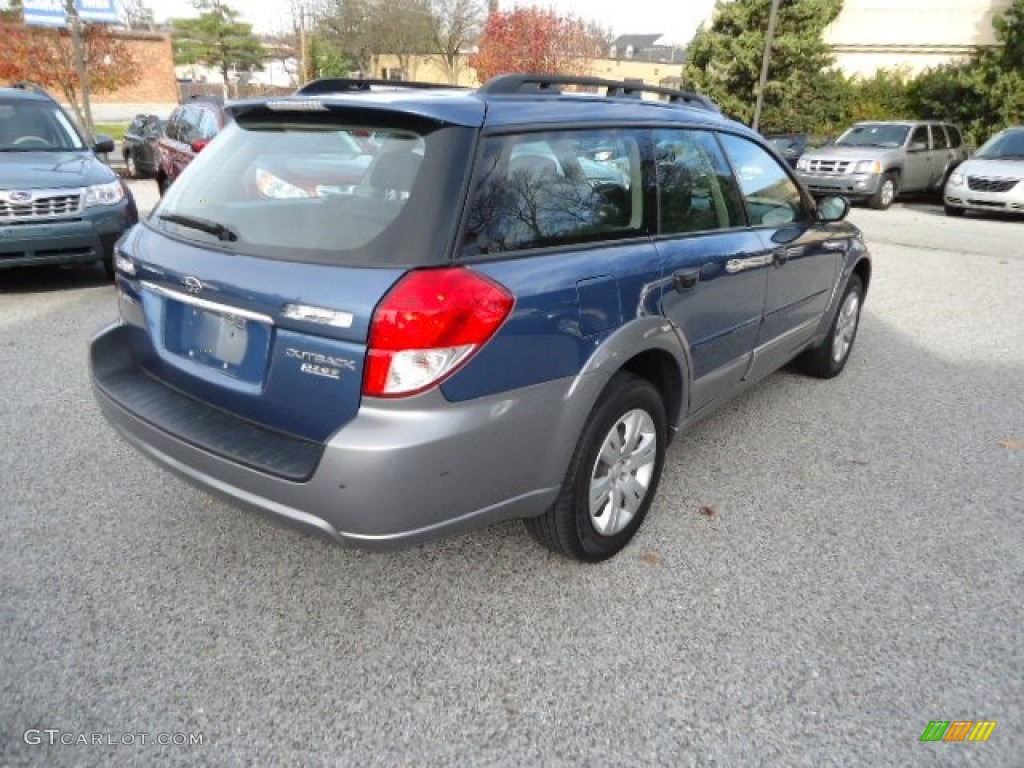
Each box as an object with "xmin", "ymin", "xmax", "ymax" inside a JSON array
[
  {"xmin": 797, "ymin": 275, "xmax": 863, "ymax": 379},
  {"xmin": 868, "ymin": 173, "xmax": 897, "ymax": 210},
  {"xmin": 524, "ymin": 372, "xmax": 667, "ymax": 562}
]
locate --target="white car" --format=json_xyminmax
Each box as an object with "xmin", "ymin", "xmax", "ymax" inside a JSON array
[{"xmin": 944, "ymin": 127, "xmax": 1024, "ymax": 217}]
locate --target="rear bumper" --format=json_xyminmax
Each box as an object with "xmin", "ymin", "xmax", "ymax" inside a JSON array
[
  {"xmin": 91, "ymin": 322, "xmax": 596, "ymax": 548},
  {"xmin": 0, "ymin": 198, "xmax": 137, "ymax": 269}
]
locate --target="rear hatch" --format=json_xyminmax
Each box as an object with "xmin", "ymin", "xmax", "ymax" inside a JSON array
[{"xmin": 110, "ymin": 99, "xmax": 481, "ymax": 445}]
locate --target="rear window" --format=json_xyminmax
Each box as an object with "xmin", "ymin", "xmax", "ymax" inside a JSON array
[{"xmin": 149, "ymin": 116, "xmax": 472, "ymax": 266}]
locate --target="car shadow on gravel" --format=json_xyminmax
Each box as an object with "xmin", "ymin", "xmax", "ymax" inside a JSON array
[{"xmin": 0, "ymin": 262, "xmax": 111, "ymax": 294}]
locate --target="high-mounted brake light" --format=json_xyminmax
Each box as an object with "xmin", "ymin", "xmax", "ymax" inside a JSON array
[{"xmin": 364, "ymin": 268, "xmax": 514, "ymax": 397}]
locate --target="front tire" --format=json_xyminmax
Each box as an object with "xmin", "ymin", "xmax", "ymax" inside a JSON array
[
  {"xmin": 124, "ymin": 151, "xmax": 138, "ymax": 179},
  {"xmin": 797, "ymin": 275, "xmax": 864, "ymax": 379},
  {"xmin": 524, "ymin": 372, "xmax": 667, "ymax": 562},
  {"xmin": 868, "ymin": 173, "xmax": 897, "ymax": 210},
  {"xmin": 944, "ymin": 204, "xmax": 965, "ymax": 217}
]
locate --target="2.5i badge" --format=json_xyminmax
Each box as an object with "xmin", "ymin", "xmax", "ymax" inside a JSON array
[{"xmin": 285, "ymin": 348, "xmax": 356, "ymax": 381}]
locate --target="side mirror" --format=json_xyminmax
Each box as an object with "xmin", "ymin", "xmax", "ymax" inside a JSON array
[
  {"xmin": 818, "ymin": 195, "xmax": 849, "ymax": 222},
  {"xmin": 190, "ymin": 138, "xmax": 210, "ymax": 153},
  {"xmin": 93, "ymin": 134, "xmax": 115, "ymax": 154},
  {"xmin": 908, "ymin": 141, "xmax": 928, "ymax": 152}
]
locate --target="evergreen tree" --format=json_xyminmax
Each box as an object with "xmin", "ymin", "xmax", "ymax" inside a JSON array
[
  {"xmin": 172, "ymin": 0, "xmax": 266, "ymax": 83},
  {"xmin": 683, "ymin": 0, "xmax": 844, "ymax": 132}
]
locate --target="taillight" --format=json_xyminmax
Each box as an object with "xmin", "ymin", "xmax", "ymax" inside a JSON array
[{"xmin": 364, "ymin": 268, "xmax": 514, "ymax": 397}]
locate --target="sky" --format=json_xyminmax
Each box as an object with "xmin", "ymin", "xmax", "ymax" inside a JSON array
[{"xmin": 150, "ymin": 0, "xmax": 718, "ymax": 44}]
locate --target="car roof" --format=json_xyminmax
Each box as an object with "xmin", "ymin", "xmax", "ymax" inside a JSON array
[
  {"xmin": 0, "ymin": 87, "xmax": 51, "ymax": 102},
  {"xmin": 228, "ymin": 74, "xmax": 747, "ymax": 137},
  {"xmin": 852, "ymin": 120, "xmax": 952, "ymax": 127}
]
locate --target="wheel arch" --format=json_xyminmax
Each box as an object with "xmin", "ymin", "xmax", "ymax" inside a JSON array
[
  {"xmin": 573, "ymin": 316, "xmax": 691, "ymax": 432},
  {"xmin": 620, "ymin": 349, "xmax": 684, "ymax": 433},
  {"xmin": 852, "ymin": 256, "xmax": 871, "ymax": 298}
]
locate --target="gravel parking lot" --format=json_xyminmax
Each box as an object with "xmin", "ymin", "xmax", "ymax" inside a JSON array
[{"xmin": 1, "ymin": 185, "xmax": 1021, "ymax": 767}]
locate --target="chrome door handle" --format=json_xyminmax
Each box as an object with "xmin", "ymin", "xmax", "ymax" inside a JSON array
[{"xmin": 725, "ymin": 253, "xmax": 773, "ymax": 273}]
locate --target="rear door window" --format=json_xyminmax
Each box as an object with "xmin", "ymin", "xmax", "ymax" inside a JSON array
[
  {"xmin": 932, "ymin": 125, "xmax": 949, "ymax": 149},
  {"xmin": 946, "ymin": 125, "xmax": 964, "ymax": 148},
  {"xmin": 460, "ymin": 129, "xmax": 645, "ymax": 257}
]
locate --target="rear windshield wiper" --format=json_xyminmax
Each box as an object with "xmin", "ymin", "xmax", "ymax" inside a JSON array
[{"xmin": 157, "ymin": 213, "xmax": 239, "ymax": 242}]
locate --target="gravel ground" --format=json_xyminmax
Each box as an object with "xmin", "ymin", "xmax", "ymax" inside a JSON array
[{"xmin": 1, "ymin": 197, "xmax": 1021, "ymax": 767}]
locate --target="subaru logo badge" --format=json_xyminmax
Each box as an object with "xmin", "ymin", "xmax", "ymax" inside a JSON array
[
  {"xmin": 9, "ymin": 191, "xmax": 32, "ymax": 203},
  {"xmin": 182, "ymin": 275, "xmax": 203, "ymax": 294}
]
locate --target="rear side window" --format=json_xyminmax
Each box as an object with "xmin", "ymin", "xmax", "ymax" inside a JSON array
[
  {"xmin": 947, "ymin": 125, "xmax": 964, "ymax": 148},
  {"xmin": 655, "ymin": 129, "xmax": 746, "ymax": 234},
  {"xmin": 150, "ymin": 117, "xmax": 472, "ymax": 267},
  {"xmin": 460, "ymin": 129, "xmax": 644, "ymax": 257},
  {"xmin": 198, "ymin": 109, "xmax": 219, "ymax": 140},
  {"xmin": 718, "ymin": 134, "xmax": 805, "ymax": 227},
  {"xmin": 177, "ymin": 106, "xmax": 201, "ymax": 143},
  {"xmin": 932, "ymin": 125, "xmax": 949, "ymax": 149}
]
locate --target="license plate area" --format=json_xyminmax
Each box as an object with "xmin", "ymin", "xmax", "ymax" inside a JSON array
[{"xmin": 164, "ymin": 301, "xmax": 270, "ymax": 383}]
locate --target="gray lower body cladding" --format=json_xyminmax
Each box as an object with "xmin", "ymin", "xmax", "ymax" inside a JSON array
[{"xmin": 90, "ymin": 323, "xmax": 605, "ymax": 548}]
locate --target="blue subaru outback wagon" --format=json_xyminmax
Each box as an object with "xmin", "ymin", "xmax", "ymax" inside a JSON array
[{"xmin": 90, "ymin": 75, "xmax": 871, "ymax": 562}]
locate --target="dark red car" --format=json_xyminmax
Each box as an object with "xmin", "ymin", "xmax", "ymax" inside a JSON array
[{"xmin": 156, "ymin": 97, "xmax": 229, "ymax": 195}]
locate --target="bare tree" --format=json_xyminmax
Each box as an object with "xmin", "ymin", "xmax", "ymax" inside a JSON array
[
  {"xmin": 429, "ymin": 0, "xmax": 485, "ymax": 84},
  {"xmin": 318, "ymin": 0, "xmax": 375, "ymax": 75},
  {"xmin": 318, "ymin": 0, "xmax": 434, "ymax": 79},
  {"xmin": 120, "ymin": 0, "xmax": 156, "ymax": 30},
  {"xmin": 369, "ymin": 0, "xmax": 434, "ymax": 79}
]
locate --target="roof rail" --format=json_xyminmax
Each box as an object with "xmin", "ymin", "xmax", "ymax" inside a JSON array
[
  {"xmin": 187, "ymin": 94, "xmax": 225, "ymax": 104},
  {"xmin": 10, "ymin": 80, "xmax": 55, "ymax": 99},
  {"xmin": 478, "ymin": 73, "xmax": 720, "ymax": 113},
  {"xmin": 295, "ymin": 78, "xmax": 461, "ymax": 96}
]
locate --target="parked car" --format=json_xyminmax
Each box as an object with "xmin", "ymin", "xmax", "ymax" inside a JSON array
[
  {"xmin": 156, "ymin": 96, "xmax": 230, "ymax": 195},
  {"xmin": 0, "ymin": 82, "xmax": 138, "ymax": 277},
  {"xmin": 91, "ymin": 74, "xmax": 871, "ymax": 562},
  {"xmin": 122, "ymin": 113, "xmax": 166, "ymax": 178},
  {"xmin": 766, "ymin": 133, "xmax": 809, "ymax": 168},
  {"xmin": 943, "ymin": 126, "xmax": 1024, "ymax": 217},
  {"xmin": 797, "ymin": 120, "xmax": 968, "ymax": 209}
]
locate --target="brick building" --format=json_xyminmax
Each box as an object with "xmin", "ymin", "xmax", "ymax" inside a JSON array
[{"xmin": 87, "ymin": 31, "xmax": 179, "ymax": 120}]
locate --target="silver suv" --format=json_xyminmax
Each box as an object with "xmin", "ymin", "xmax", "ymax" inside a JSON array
[{"xmin": 797, "ymin": 121, "xmax": 968, "ymax": 210}]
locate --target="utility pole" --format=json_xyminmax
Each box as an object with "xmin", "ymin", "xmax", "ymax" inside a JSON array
[
  {"xmin": 65, "ymin": 0, "xmax": 95, "ymax": 141},
  {"xmin": 752, "ymin": 0, "xmax": 781, "ymax": 132},
  {"xmin": 298, "ymin": 5, "xmax": 308, "ymax": 86}
]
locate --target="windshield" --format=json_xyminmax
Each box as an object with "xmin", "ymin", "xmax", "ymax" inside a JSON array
[
  {"xmin": 0, "ymin": 99, "xmax": 85, "ymax": 151},
  {"xmin": 975, "ymin": 129, "xmax": 1024, "ymax": 160},
  {"xmin": 835, "ymin": 124, "xmax": 909, "ymax": 149},
  {"xmin": 769, "ymin": 136, "xmax": 801, "ymax": 152},
  {"xmin": 150, "ymin": 117, "xmax": 471, "ymax": 266}
]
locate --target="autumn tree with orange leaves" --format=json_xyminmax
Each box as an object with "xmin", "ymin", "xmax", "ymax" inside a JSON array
[
  {"xmin": 469, "ymin": 8, "xmax": 605, "ymax": 83},
  {"xmin": 0, "ymin": 21, "xmax": 140, "ymax": 132}
]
